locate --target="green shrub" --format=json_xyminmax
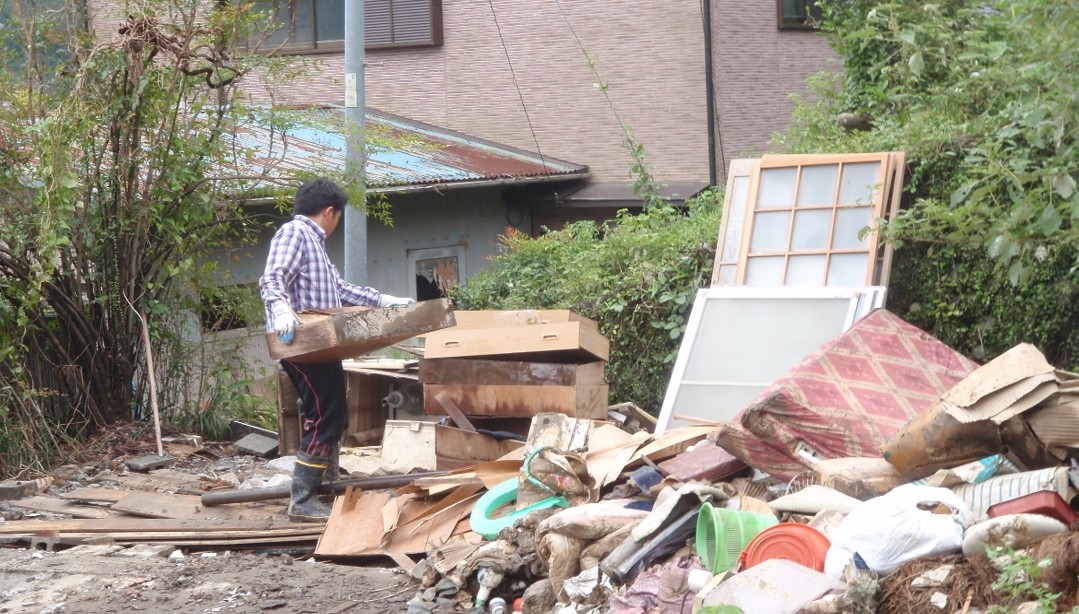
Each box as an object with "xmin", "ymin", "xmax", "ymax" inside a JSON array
[{"xmin": 452, "ymin": 195, "xmax": 721, "ymax": 411}]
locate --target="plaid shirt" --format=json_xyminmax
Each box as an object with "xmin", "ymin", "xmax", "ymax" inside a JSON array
[{"xmin": 260, "ymin": 215, "xmax": 381, "ymax": 328}]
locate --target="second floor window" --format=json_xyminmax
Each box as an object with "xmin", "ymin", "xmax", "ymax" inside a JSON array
[
  {"xmin": 777, "ymin": 0, "xmax": 823, "ymax": 30},
  {"xmin": 252, "ymin": 0, "xmax": 443, "ymax": 53}
]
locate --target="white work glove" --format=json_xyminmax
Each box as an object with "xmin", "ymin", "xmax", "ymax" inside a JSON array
[
  {"xmin": 378, "ymin": 294, "xmax": 416, "ymax": 308},
  {"xmin": 271, "ymin": 302, "xmax": 299, "ymax": 344}
]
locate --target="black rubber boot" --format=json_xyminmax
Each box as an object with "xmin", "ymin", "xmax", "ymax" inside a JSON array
[
  {"xmin": 326, "ymin": 441, "xmax": 341, "ymax": 484},
  {"xmin": 288, "ymin": 451, "xmax": 331, "ymax": 523}
]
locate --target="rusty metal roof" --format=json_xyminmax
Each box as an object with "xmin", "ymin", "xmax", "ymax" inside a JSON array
[{"xmin": 234, "ymin": 107, "xmax": 588, "ymax": 193}]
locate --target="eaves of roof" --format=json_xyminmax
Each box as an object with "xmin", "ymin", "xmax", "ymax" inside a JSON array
[{"xmin": 233, "ymin": 106, "xmax": 589, "ymax": 194}]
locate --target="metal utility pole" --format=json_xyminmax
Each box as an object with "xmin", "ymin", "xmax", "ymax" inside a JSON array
[{"xmin": 343, "ymin": 0, "xmax": 368, "ymax": 285}]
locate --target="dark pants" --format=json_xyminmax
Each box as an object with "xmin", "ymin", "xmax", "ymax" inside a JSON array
[{"xmin": 281, "ymin": 360, "xmax": 348, "ymax": 458}]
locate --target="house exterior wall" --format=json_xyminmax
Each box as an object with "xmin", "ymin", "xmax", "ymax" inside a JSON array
[
  {"xmin": 711, "ymin": 1, "xmax": 839, "ymax": 170},
  {"xmin": 235, "ymin": 0, "xmax": 711, "ymax": 185},
  {"xmin": 85, "ymin": 1, "xmax": 837, "ymax": 184}
]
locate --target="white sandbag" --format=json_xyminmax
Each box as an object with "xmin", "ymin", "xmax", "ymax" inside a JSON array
[
  {"xmin": 831, "ymin": 484, "xmax": 972, "ymax": 576},
  {"xmin": 537, "ymin": 500, "xmax": 648, "ymax": 541},
  {"xmin": 962, "ymin": 513, "xmax": 1068, "ymax": 558}
]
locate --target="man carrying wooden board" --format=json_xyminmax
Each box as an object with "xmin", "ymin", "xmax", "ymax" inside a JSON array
[{"xmin": 259, "ymin": 178, "xmax": 414, "ymax": 522}]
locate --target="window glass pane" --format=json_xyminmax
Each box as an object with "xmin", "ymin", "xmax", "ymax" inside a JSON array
[
  {"xmin": 254, "ymin": 1, "xmax": 293, "ymax": 47},
  {"xmin": 791, "ymin": 209, "xmax": 832, "ymax": 250},
  {"xmin": 757, "ymin": 167, "xmax": 797, "ymax": 209},
  {"xmin": 833, "ymin": 207, "xmax": 873, "ymax": 250},
  {"xmin": 782, "ymin": 0, "xmax": 807, "ymax": 19},
  {"xmin": 720, "ymin": 176, "xmax": 751, "ymax": 261},
  {"xmin": 787, "ymin": 255, "xmax": 827, "ymax": 286},
  {"xmin": 291, "ymin": 1, "xmax": 314, "ymax": 45},
  {"xmin": 796, "ymin": 164, "xmax": 838, "ymax": 207},
  {"xmin": 745, "ymin": 257, "xmax": 785, "ymax": 286},
  {"xmin": 826, "ymin": 253, "xmax": 870, "ymax": 286},
  {"xmin": 749, "ymin": 211, "xmax": 790, "ymax": 253},
  {"xmin": 838, "ymin": 162, "xmax": 881, "ymax": 206},
  {"xmin": 316, "ymin": 0, "xmax": 345, "ymax": 42}
]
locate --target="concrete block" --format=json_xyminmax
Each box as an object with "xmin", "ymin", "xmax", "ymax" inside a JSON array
[
  {"xmin": 234, "ymin": 433, "xmax": 279, "ymax": 458},
  {"xmin": 0, "ymin": 480, "xmax": 41, "ymax": 501},
  {"xmin": 125, "ymin": 455, "xmax": 176, "ymax": 472},
  {"xmin": 658, "ymin": 442, "xmax": 746, "ymax": 482}
]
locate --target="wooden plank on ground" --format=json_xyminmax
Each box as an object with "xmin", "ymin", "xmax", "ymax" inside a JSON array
[
  {"xmin": 315, "ymin": 488, "xmax": 392, "ymax": 557},
  {"xmin": 0, "ymin": 517, "xmax": 291, "ymax": 535},
  {"xmin": 60, "ymin": 488, "xmax": 129, "ymax": 505},
  {"xmin": 9, "ymin": 496, "xmax": 114, "ymax": 519},
  {"xmin": 111, "ymin": 491, "xmax": 282, "ymax": 521}
]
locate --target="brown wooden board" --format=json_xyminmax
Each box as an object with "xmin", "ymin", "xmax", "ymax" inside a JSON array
[
  {"xmin": 424, "ymin": 383, "xmax": 608, "ymax": 419},
  {"xmin": 450, "ymin": 310, "xmax": 599, "ymax": 331},
  {"xmin": 9, "ymin": 496, "xmax": 114, "ymax": 519},
  {"xmin": 266, "ymin": 299, "xmax": 456, "ymax": 362},
  {"xmin": 380, "ymin": 421, "xmax": 524, "ymax": 470},
  {"xmin": 111, "ymin": 491, "xmax": 282, "ymax": 521},
  {"xmin": 60, "ymin": 488, "xmax": 129, "ymax": 505},
  {"xmin": 420, "ymin": 358, "xmax": 605, "ymax": 386},
  {"xmin": 423, "ymin": 321, "xmax": 608, "ymax": 362}
]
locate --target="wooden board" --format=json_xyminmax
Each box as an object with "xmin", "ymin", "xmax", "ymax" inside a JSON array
[
  {"xmin": 9, "ymin": 496, "xmax": 114, "ymax": 519},
  {"xmin": 60, "ymin": 488, "xmax": 129, "ymax": 505},
  {"xmin": 449, "ymin": 310, "xmax": 599, "ymax": 331},
  {"xmin": 111, "ymin": 491, "xmax": 281, "ymax": 521},
  {"xmin": 424, "ymin": 384, "xmax": 609, "ymax": 419},
  {"xmin": 380, "ymin": 421, "xmax": 524, "ymax": 471},
  {"xmin": 315, "ymin": 489, "xmax": 392, "ymax": 557},
  {"xmin": 266, "ymin": 299, "xmax": 456, "ymax": 362},
  {"xmin": 423, "ymin": 321, "xmax": 609, "ymax": 362},
  {"xmin": 420, "ymin": 359, "xmax": 606, "ymax": 386}
]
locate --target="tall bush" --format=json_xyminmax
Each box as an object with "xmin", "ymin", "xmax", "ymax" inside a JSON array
[
  {"xmin": 453, "ymin": 196, "xmax": 720, "ymax": 410},
  {"xmin": 781, "ymin": 0, "xmax": 1079, "ymax": 368}
]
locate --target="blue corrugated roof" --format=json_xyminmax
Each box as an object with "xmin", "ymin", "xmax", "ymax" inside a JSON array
[{"xmin": 233, "ymin": 107, "xmax": 587, "ymax": 192}]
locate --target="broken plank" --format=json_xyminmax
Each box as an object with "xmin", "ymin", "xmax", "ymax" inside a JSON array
[
  {"xmin": 9, "ymin": 496, "xmax": 114, "ymax": 519},
  {"xmin": 266, "ymin": 299, "xmax": 456, "ymax": 362},
  {"xmin": 434, "ymin": 392, "xmax": 476, "ymax": 432},
  {"xmin": 111, "ymin": 491, "xmax": 281, "ymax": 521}
]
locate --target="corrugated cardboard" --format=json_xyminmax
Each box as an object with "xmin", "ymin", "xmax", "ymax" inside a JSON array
[{"xmin": 883, "ymin": 344, "xmax": 1067, "ymax": 479}]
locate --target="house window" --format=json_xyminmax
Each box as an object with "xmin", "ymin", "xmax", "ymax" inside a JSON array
[
  {"xmin": 251, "ymin": 0, "xmax": 443, "ymax": 53},
  {"xmin": 777, "ymin": 0, "xmax": 824, "ymax": 29}
]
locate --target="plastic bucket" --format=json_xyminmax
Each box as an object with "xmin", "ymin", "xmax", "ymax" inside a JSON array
[
  {"xmin": 695, "ymin": 502, "xmax": 779, "ymax": 573},
  {"xmin": 737, "ymin": 522, "xmax": 831, "ymax": 572}
]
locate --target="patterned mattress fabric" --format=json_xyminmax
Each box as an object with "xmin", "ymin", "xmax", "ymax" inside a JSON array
[{"xmin": 713, "ymin": 309, "xmax": 978, "ymax": 481}]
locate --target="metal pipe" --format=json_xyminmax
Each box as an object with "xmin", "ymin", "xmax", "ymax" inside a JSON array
[{"xmin": 200, "ymin": 470, "xmax": 451, "ymax": 506}]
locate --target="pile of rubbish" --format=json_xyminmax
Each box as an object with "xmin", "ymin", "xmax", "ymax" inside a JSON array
[{"xmin": 385, "ymin": 309, "xmax": 1079, "ymax": 613}]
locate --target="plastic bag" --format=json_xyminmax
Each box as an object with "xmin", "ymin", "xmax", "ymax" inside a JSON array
[{"xmin": 831, "ymin": 484, "xmax": 972, "ymax": 576}]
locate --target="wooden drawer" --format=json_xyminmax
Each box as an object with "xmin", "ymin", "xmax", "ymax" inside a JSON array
[
  {"xmin": 423, "ymin": 321, "xmax": 609, "ymax": 362},
  {"xmin": 420, "ymin": 358, "xmax": 608, "ymax": 419},
  {"xmin": 380, "ymin": 420, "xmax": 524, "ymax": 471}
]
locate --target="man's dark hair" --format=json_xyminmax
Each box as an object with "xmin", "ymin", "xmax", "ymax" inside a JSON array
[{"xmin": 293, "ymin": 177, "xmax": 348, "ymax": 216}]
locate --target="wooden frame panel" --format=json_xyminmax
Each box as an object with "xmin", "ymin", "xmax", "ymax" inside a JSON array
[{"xmin": 725, "ymin": 152, "xmax": 899, "ymax": 288}]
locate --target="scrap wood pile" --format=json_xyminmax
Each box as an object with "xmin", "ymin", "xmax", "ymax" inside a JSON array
[{"xmin": 338, "ymin": 306, "xmax": 1079, "ymax": 614}]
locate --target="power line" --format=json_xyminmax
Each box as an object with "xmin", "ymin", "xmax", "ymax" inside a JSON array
[{"xmin": 485, "ymin": 0, "xmax": 548, "ymax": 171}]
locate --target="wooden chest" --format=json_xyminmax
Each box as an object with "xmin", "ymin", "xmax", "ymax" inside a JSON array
[{"xmin": 420, "ymin": 358, "xmax": 608, "ymax": 419}]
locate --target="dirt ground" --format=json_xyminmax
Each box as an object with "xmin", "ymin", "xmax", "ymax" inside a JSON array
[{"xmin": 0, "ymin": 544, "xmax": 416, "ymax": 613}]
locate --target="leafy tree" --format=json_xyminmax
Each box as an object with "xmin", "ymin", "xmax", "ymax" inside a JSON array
[
  {"xmin": 781, "ymin": 0, "xmax": 1079, "ymax": 368},
  {"xmin": 453, "ymin": 196, "xmax": 720, "ymax": 410},
  {"xmin": 0, "ymin": 0, "xmax": 374, "ymax": 476}
]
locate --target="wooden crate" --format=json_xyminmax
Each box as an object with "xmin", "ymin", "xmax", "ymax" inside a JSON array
[
  {"xmin": 266, "ymin": 299, "xmax": 455, "ymax": 363},
  {"xmin": 276, "ymin": 369, "xmax": 393, "ymax": 454},
  {"xmin": 380, "ymin": 420, "xmax": 524, "ymax": 470},
  {"xmin": 420, "ymin": 358, "xmax": 608, "ymax": 419},
  {"xmin": 423, "ymin": 321, "xmax": 608, "ymax": 362}
]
